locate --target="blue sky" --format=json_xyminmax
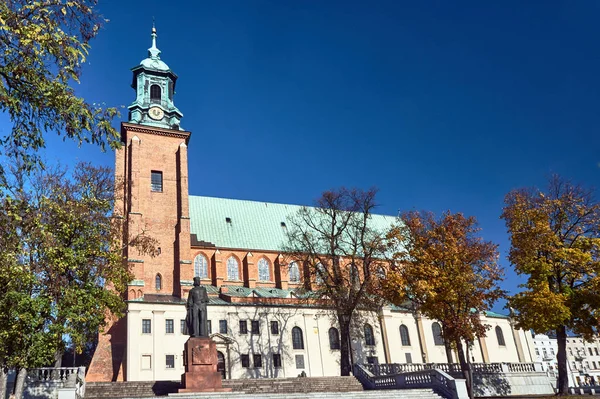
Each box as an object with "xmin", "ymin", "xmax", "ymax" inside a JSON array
[{"xmin": 4, "ymin": 1, "xmax": 599, "ymax": 312}]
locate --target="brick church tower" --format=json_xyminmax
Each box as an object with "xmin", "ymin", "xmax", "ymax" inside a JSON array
[{"xmin": 87, "ymin": 25, "xmax": 192, "ymax": 381}]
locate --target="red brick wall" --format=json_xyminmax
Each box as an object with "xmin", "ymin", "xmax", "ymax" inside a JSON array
[{"xmin": 87, "ymin": 123, "xmax": 191, "ymax": 382}]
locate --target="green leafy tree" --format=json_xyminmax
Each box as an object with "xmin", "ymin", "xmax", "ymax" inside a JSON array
[
  {"xmin": 384, "ymin": 211, "xmax": 504, "ymax": 399},
  {"xmin": 501, "ymin": 175, "xmax": 600, "ymax": 395},
  {"xmin": 0, "ymin": 162, "xmax": 156, "ymax": 399},
  {"xmin": 285, "ymin": 188, "xmax": 390, "ymax": 376},
  {"xmin": 0, "ymin": 0, "xmax": 119, "ymax": 176}
]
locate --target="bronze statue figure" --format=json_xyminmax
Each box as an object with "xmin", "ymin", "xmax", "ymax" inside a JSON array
[{"xmin": 185, "ymin": 277, "xmax": 209, "ymax": 337}]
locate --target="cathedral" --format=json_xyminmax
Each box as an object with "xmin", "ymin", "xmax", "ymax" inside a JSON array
[{"xmin": 86, "ymin": 27, "xmax": 533, "ymax": 382}]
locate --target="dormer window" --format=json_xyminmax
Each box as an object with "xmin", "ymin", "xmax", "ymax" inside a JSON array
[{"xmin": 150, "ymin": 84, "xmax": 161, "ymax": 103}]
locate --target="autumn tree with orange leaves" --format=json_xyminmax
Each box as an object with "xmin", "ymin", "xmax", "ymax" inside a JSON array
[
  {"xmin": 502, "ymin": 175, "xmax": 600, "ymax": 395},
  {"xmin": 384, "ymin": 211, "xmax": 504, "ymax": 399}
]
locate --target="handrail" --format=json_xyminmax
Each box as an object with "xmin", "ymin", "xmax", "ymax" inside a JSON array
[
  {"xmin": 364, "ymin": 362, "xmax": 541, "ymax": 376},
  {"xmin": 24, "ymin": 367, "xmax": 86, "ymax": 399},
  {"xmin": 353, "ymin": 364, "xmax": 468, "ymax": 399}
]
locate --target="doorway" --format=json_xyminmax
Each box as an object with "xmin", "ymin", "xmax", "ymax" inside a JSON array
[{"xmin": 217, "ymin": 351, "xmax": 226, "ymax": 379}]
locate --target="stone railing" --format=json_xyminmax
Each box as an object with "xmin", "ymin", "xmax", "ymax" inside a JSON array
[
  {"xmin": 354, "ymin": 364, "xmax": 468, "ymax": 399},
  {"xmin": 364, "ymin": 362, "xmax": 541, "ymax": 378},
  {"xmin": 25, "ymin": 367, "xmax": 86, "ymax": 399}
]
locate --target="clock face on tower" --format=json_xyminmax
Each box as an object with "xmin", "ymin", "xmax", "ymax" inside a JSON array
[{"xmin": 149, "ymin": 107, "xmax": 164, "ymax": 120}]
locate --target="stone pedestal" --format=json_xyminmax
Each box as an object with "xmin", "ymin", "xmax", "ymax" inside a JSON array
[{"xmin": 179, "ymin": 337, "xmax": 230, "ymax": 393}]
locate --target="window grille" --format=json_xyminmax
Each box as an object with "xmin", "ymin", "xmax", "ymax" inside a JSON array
[
  {"xmin": 227, "ymin": 257, "xmax": 239, "ymax": 280},
  {"xmin": 219, "ymin": 320, "xmax": 228, "ymax": 334},
  {"xmin": 165, "ymin": 319, "xmax": 174, "ymax": 334},
  {"xmin": 251, "ymin": 320, "xmax": 260, "ymax": 334},
  {"xmin": 271, "ymin": 321, "xmax": 279, "ymax": 335},
  {"xmin": 432, "ymin": 322, "xmax": 444, "ymax": 346},
  {"xmin": 241, "ymin": 354, "xmax": 249, "ymax": 368},
  {"xmin": 165, "ymin": 355, "xmax": 174, "ymax": 369},
  {"xmin": 400, "ymin": 325, "xmax": 411, "ymax": 346},
  {"xmin": 258, "ymin": 258, "xmax": 270, "ymax": 281},
  {"xmin": 292, "ymin": 327, "xmax": 304, "ymax": 349},
  {"xmin": 289, "ymin": 262, "xmax": 300, "ymax": 283},
  {"xmin": 151, "ymin": 171, "xmax": 163, "ymax": 192},
  {"xmin": 295, "ymin": 354, "xmax": 305, "ymax": 369},
  {"xmin": 194, "ymin": 254, "xmax": 208, "ymax": 279},
  {"xmin": 495, "ymin": 326, "xmax": 506, "ymax": 346},
  {"xmin": 150, "ymin": 84, "xmax": 161, "ymax": 103},
  {"xmin": 329, "ymin": 327, "xmax": 340, "ymax": 350},
  {"xmin": 142, "ymin": 319, "xmax": 151, "ymax": 334}
]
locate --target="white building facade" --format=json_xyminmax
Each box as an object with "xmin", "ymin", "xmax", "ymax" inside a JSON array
[{"xmin": 125, "ymin": 293, "xmax": 531, "ymax": 381}]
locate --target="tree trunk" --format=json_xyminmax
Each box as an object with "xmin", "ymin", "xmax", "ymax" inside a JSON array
[
  {"xmin": 456, "ymin": 339, "xmax": 473, "ymax": 399},
  {"xmin": 0, "ymin": 366, "xmax": 8, "ymax": 399},
  {"xmin": 556, "ymin": 325, "xmax": 569, "ymax": 395},
  {"xmin": 444, "ymin": 341, "xmax": 453, "ymax": 364},
  {"xmin": 338, "ymin": 314, "xmax": 352, "ymax": 376},
  {"xmin": 12, "ymin": 368, "xmax": 27, "ymax": 399},
  {"xmin": 54, "ymin": 349, "xmax": 64, "ymax": 368}
]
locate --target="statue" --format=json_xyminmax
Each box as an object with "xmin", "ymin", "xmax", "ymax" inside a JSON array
[{"xmin": 185, "ymin": 277, "xmax": 209, "ymax": 337}]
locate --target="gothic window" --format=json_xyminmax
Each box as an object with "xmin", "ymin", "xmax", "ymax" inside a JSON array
[
  {"xmin": 432, "ymin": 322, "xmax": 444, "ymax": 346},
  {"xmin": 350, "ymin": 263, "xmax": 359, "ymax": 286},
  {"xmin": 400, "ymin": 325, "xmax": 411, "ymax": 346},
  {"xmin": 496, "ymin": 326, "xmax": 506, "ymax": 346},
  {"xmin": 289, "ymin": 261, "xmax": 300, "ymax": 283},
  {"xmin": 155, "ymin": 274, "xmax": 162, "ymax": 291},
  {"xmin": 258, "ymin": 258, "xmax": 270, "ymax": 281},
  {"xmin": 150, "ymin": 84, "xmax": 161, "ymax": 103},
  {"xmin": 292, "ymin": 327, "xmax": 304, "ymax": 349},
  {"xmin": 364, "ymin": 323, "xmax": 375, "ymax": 346},
  {"xmin": 227, "ymin": 256, "xmax": 239, "ymax": 281},
  {"xmin": 194, "ymin": 254, "xmax": 208, "ymax": 279},
  {"xmin": 329, "ymin": 327, "xmax": 340, "ymax": 350},
  {"xmin": 315, "ymin": 262, "xmax": 325, "ymax": 284}
]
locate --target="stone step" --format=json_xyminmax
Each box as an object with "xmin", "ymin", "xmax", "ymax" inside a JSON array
[{"xmin": 87, "ymin": 392, "xmax": 442, "ymax": 399}]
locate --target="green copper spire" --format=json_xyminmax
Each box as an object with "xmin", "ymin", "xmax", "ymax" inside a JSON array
[
  {"xmin": 148, "ymin": 22, "xmax": 161, "ymax": 59},
  {"xmin": 127, "ymin": 23, "xmax": 184, "ymax": 130}
]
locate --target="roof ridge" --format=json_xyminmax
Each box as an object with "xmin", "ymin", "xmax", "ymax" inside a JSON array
[{"xmin": 188, "ymin": 194, "xmax": 397, "ymax": 218}]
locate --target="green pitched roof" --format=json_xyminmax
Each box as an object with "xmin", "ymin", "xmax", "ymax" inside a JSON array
[{"xmin": 189, "ymin": 195, "xmax": 397, "ymax": 252}]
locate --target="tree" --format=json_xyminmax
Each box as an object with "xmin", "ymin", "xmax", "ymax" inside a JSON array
[
  {"xmin": 501, "ymin": 175, "xmax": 600, "ymax": 395},
  {"xmin": 284, "ymin": 188, "xmax": 390, "ymax": 376},
  {"xmin": 0, "ymin": 162, "xmax": 156, "ymax": 398},
  {"xmin": 384, "ymin": 210, "xmax": 504, "ymax": 399},
  {"xmin": 0, "ymin": 0, "xmax": 119, "ymax": 176}
]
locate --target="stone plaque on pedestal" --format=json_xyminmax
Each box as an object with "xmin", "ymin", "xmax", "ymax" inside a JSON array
[{"xmin": 179, "ymin": 337, "xmax": 230, "ymax": 392}]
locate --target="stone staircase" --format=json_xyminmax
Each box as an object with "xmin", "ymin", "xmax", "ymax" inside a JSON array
[
  {"xmin": 85, "ymin": 378, "xmax": 443, "ymax": 399},
  {"xmin": 221, "ymin": 376, "xmax": 364, "ymax": 394}
]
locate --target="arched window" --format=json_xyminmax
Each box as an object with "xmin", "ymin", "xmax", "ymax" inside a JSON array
[
  {"xmin": 289, "ymin": 261, "xmax": 300, "ymax": 283},
  {"xmin": 496, "ymin": 326, "xmax": 506, "ymax": 346},
  {"xmin": 258, "ymin": 258, "xmax": 270, "ymax": 282},
  {"xmin": 194, "ymin": 254, "xmax": 209, "ymax": 279},
  {"xmin": 155, "ymin": 274, "xmax": 162, "ymax": 290},
  {"xmin": 227, "ymin": 257, "xmax": 239, "ymax": 281},
  {"xmin": 364, "ymin": 323, "xmax": 375, "ymax": 346},
  {"xmin": 315, "ymin": 262, "xmax": 325, "ymax": 284},
  {"xmin": 350, "ymin": 263, "xmax": 359, "ymax": 286},
  {"xmin": 292, "ymin": 327, "xmax": 304, "ymax": 349},
  {"xmin": 329, "ymin": 327, "xmax": 340, "ymax": 350},
  {"xmin": 150, "ymin": 84, "xmax": 161, "ymax": 103},
  {"xmin": 400, "ymin": 325, "xmax": 411, "ymax": 346},
  {"xmin": 129, "ymin": 289, "xmax": 135, "ymax": 299},
  {"xmin": 432, "ymin": 322, "xmax": 444, "ymax": 346}
]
